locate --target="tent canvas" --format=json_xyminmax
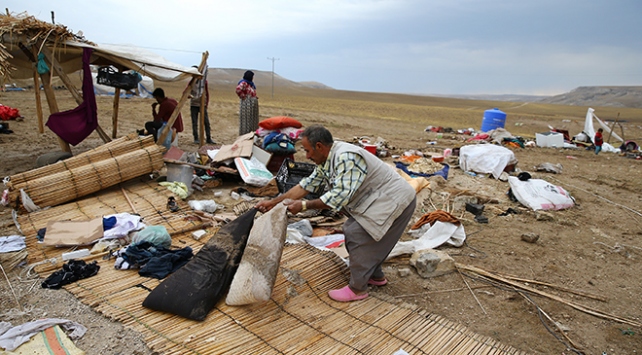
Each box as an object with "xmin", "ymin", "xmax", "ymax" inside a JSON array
[
  {"xmin": 4, "ymin": 41, "xmax": 201, "ymax": 82},
  {"xmin": 576, "ymin": 108, "xmax": 622, "ymax": 153}
]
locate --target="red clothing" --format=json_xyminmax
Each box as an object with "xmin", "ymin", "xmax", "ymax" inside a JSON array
[
  {"xmin": 235, "ymin": 81, "xmax": 257, "ymax": 100},
  {"xmin": 594, "ymin": 131, "xmax": 603, "ymax": 146},
  {"xmin": 153, "ymin": 97, "xmax": 184, "ymax": 132}
]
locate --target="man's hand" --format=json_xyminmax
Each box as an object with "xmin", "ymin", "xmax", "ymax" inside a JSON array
[
  {"xmin": 152, "ymin": 102, "xmax": 158, "ymax": 109},
  {"xmin": 282, "ymin": 199, "xmax": 304, "ymax": 215},
  {"xmin": 255, "ymin": 199, "xmax": 276, "ymax": 213}
]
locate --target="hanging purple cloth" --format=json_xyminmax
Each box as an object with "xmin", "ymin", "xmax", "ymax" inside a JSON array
[{"xmin": 46, "ymin": 47, "xmax": 98, "ymax": 146}]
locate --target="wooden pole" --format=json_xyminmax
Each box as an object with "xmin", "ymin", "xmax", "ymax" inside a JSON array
[
  {"xmin": 17, "ymin": 41, "xmax": 44, "ymax": 133},
  {"xmin": 112, "ymin": 88, "xmax": 121, "ymax": 138},
  {"xmin": 32, "ymin": 64, "xmax": 44, "ymax": 133},
  {"xmin": 157, "ymin": 51, "xmax": 209, "ymax": 145},
  {"xmin": 606, "ymin": 112, "xmax": 619, "ymax": 144},
  {"xmin": 30, "ymin": 44, "xmax": 70, "ymax": 152}
]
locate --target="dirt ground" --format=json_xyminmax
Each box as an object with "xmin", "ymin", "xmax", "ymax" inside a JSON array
[{"xmin": 1, "ymin": 88, "xmax": 642, "ymax": 355}]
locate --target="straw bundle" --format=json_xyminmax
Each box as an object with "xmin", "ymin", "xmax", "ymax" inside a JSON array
[
  {"xmin": 6, "ymin": 134, "xmax": 153, "ymax": 188},
  {"xmin": 0, "ymin": 10, "xmax": 93, "ymax": 77},
  {"xmin": 10, "ymin": 145, "xmax": 165, "ymax": 209}
]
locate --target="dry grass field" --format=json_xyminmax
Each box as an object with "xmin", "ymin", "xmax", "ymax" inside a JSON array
[{"xmin": 1, "ymin": 78, "xmax": 642, "ymax": 354}]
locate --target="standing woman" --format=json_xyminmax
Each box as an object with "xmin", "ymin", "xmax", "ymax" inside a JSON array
[{"xmin": 236, "ymin": 70, "xmax": 259, "ymax": 135}]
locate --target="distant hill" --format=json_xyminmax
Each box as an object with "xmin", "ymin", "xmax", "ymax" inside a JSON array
[
  {"xmin": 538, "ymin": 86, "xmax": 642, "ymax": 108},
  {"xmin": 206, "ymin": 69, "xmax": 641, "ymax": 108},
  {"xmin": 207, "ymin": 68, "xmax": 332, "ymax": 90},
  {"xmin": 428, "ymin": 93, "xmax": 549, "ymax": 103}
]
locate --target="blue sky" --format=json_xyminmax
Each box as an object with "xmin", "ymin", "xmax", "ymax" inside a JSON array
[{"xmin": 6, "ymin": 0, "xmax": 642, "ymax": 95}]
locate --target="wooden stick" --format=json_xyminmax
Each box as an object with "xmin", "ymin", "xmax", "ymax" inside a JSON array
[
  {"xmin": 112, "ymin": 87, "xmax": 121, "ymax": 138},
  {"xmin": 495, "ymin": 273, "xmax": 607, "ymax": 302},
  {"xmin": 32, "ymin": 63, "xmax": 44, "ymax": 133},
  {"xmin": 33, "ymin": 43, "xmax": 70, "ymax": 153},
  {"xmin": 163, "ymin": 159, "xmax": 238, "ymax": 174},
  {"xmin": 169, "ymin": 222, "xmax": 213, "ymax": 236},
  {"xmin": 428, "ymin": 197, "xmax": 437, "ymax": 211},
  {"xmin": 458, "ymin": 269, "xmax": 486, "ymax": 314},
  {"xmin": 518, "ymin": 292, "xmax": 584, "ymax": 351},
  {"xmin": 457, "ymin": 263, "xmax": 642, "ymax": 327},
  {"xmin": 164, "ymin": 159, "xmax": 210, "ymax": 170},
  {"xmin": 121, "ymin": 186, "xmax": 138, "ymax": 214},
  {"xmin": 0, "ymin": 262, "xmax": 23, "ymax": 311},
  {"xmin": 395, "ymin": 285, "xmax": 493, "ymax": 298}
]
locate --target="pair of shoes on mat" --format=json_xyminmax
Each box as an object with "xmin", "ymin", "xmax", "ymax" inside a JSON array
[
  {"xmin": 328, "ymin": 285, "xmax": 368, "ymax": 302},
  {"xmin": 368, "ymin": 278, "xmax": 388, "ymax": 286}
]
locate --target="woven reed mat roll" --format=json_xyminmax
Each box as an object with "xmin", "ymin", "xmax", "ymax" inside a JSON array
[
  {"xmin": 6, "ymin": 133, "xmax": 154, "ymax": 188},
  {"xmin": 8, "ymin": 144, "xmax": 165, "ymax": 209},
  {"xmin": 17, "ymin": 180, "xmax": 203, "ymax": 274},
  {"xmin": 39, "ymin": 242, "xmax": 527, "ymax": 354}
]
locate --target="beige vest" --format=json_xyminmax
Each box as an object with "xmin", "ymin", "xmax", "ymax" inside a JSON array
[{"xmin": 330, "ymin": 142, "xmax": 416, "ymax": 241}]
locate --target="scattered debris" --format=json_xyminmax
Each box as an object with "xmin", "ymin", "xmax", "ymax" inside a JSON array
[{"xmin": 521, "ymin": 233, "xmax": 540, "ymax": 243}]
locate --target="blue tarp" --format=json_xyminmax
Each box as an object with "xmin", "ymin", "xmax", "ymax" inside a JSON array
[{"xmin": 395, "ymin": 162, "xmax": 449, "ymax": 179}]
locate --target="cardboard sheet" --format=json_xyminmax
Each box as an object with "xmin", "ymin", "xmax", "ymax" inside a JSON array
[
  {"xmin": 43, "ymin": 218, "xmax": 103, "ymax": 246},
  {"xmin": 212, "ymin": 133, "xmax": 255, "ymax": 162}
]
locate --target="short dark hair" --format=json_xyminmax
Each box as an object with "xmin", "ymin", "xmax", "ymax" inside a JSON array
[
  {"xmin": 301, "ymin": 124, "xmax": 333, "ymax": 146},
  {"xmin": 152, "ymin": 88, "xmax": 165, "ymax": 98}
]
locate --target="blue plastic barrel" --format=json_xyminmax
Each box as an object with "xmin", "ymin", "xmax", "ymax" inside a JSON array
[{"xmin": 481, "ymin": 108, "xmax": 507, "ymax": 132}]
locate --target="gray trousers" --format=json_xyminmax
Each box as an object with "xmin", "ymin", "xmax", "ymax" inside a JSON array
[{"xmin": 343, "ymin": 196, "xmax": 417, "ymax": 292}]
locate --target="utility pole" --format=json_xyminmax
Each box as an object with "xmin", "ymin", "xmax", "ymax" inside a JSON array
[{"xmin": 267, "ymin": 57, "xmax": 279, "ymax": 99}]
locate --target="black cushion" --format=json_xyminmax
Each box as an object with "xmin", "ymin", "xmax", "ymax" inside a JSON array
[{"xmin": 142, "ymin": 208, "xmax": 258, "ymax": 320}]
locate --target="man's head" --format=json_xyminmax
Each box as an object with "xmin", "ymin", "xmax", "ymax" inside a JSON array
[
  {"xmin": 243, "ymin": 70, "xmax": 254, "ymax": 81},
  {"xmin": 152, "ymin": 88, "xmax": 165, "ymax": 104},
  {"xmin": 598, "ymin": 128, "xmax": 604, "ymax": 133},
  {"xmin": 300, "ymin": 125, "xmax": 333, "ymax": 165}
]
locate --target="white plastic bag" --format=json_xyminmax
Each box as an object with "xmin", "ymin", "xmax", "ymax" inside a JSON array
[
  {"xmin": 188, "ymin": 199, "xmax": 218, "ymax": 213},
  {"xmin": 508, "ymin": 176, "xmax": 574, "ymax": 210}
]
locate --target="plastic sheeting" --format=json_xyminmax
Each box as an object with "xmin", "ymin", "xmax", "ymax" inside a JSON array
[
  {"xmin": 459, "ymin": 144, "xmax": 518, "ymax": 179},
  {"xmin": 508, "ymin": 176, "xmax": 574, "ymax": 210},
  {"xmin": 581, "ymin": 108, "xmax": 621, "ymax": 153},
  {"xmin": 6, "ymin": 41, "xmax": 201, "ymax": 82}
]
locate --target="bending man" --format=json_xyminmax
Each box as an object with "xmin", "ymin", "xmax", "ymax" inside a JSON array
[{"xmin": 256, "ymin": 125, "xmax": 416, "ymax": 302}]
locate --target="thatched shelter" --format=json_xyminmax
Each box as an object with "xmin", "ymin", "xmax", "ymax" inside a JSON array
[{"xmin": 0, "ymin": 11, "xmax": 208, "ymax": 152}]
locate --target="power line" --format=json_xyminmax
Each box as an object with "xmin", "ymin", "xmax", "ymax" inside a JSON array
[{"xmin": 267, "ymin": 57, "xmax": 280, "ymax": 99}]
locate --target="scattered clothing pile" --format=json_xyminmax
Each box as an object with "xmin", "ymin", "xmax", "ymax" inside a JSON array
[
  {"xmin": 113, "ymin": 241, "xmax": 193, "ymax": 279},
  {"xmin": 41, "ymin": 260, "xmax": 100, "ymax": 289}
]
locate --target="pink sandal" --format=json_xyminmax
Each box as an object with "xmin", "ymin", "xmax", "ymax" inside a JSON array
[
  {"xmin": 328, "ymin": 285, "xmax": 368, "ymax": 302},
  {"xmin": 368, "ymin": 278, "xmax": 388, "ymax": 286}
]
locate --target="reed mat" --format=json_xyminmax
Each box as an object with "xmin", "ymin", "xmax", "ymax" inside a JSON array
[
  {"xmin": 17, "ymin": 180, "xmax": 527, "ymax": 354},
  {"xmin": 16, "ymin": 179, "xmax": 206, "ymax": 274}
]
